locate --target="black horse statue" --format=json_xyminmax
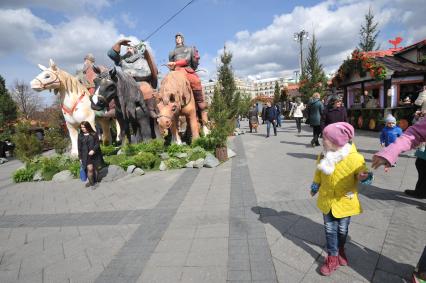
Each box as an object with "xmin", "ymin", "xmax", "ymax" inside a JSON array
[{"xmin": 90, "ymin": 66, "xmax": 154, "ymax": 143}]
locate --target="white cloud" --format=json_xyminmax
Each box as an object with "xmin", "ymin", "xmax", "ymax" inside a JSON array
[
  {"xmin": 212, "ymin": 0, "xmax": 426, "ymax": 80},
  {"xmin": 0, "ymin": 8, "xmax": 53, "ymax": 56},
  {"xmin": 0, "ymin": 0, "xmax": 110, "ymax": 13},
  {"xmin": 120, "ymin": 12, "xmax": 137, "ymax": 29},
  {"xmin": 0, "ymin": 7, "xmax": 147, "ymax": 79}
]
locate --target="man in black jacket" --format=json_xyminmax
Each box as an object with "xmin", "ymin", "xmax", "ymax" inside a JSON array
[{"xmin": 264, "ymin": 102, "xmax": 277, "ymax": 137}]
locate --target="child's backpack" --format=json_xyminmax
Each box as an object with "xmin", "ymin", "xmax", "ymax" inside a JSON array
[{"xmin": 190, "ymin": 46, "xmax": 200, "ymax": 70}]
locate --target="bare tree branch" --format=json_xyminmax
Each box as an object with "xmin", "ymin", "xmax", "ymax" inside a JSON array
[{"xmin": 10, "ymin": 80, "xmax": 43, "ymax": 120}]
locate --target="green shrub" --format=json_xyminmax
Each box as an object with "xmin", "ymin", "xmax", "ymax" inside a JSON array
[
  {"xmin": 133, "ymin": 152, "xmax": 158, "ymax": 169},
  {"xmin": 188, "ymin": 147, "xmax": 207, "ymax": 161},
  {"xmin": 44, "ymin": 128, "xmax": 69, "ymax": 154},
  {"xmin": 165, "ymin": 157, "xmax": 186, "ymax": 169},
  {"xmin": 123, "ymin": 139, "xmax": 164, "ymax": 156},
  {"xmin": 143, "ymin": 139, "xmax": 165, "ymax": 155},
  {"xmin": 166, "ymin": 143, "xmax": 191, "ymax": 156},
  {"xmin": 118, "ymin": 159, "xmax": 135, "ymax": 170},
  {"xmin": 104, "ymin": 154, "xmax": 128, "ymax": 167},
  {"xmin": 191, "ymin": 136, "xmax": 216, "ymax": 151},
  {"xmin": 13, "ymin": 167, "xmax": 37, "ymax": 183},
  {"xmin": 68, "ymin": 159, "xmax": 81, "ymax": 178},
  {"xmin": 37, "ymin": 155, "xmax": 78, "ymax": 181},
  {"xmin": 12, "ymin": 122, "xmax": 43, "ymax": 162},
  {"xmin": 101, "ymin": 145, "xmax": 119, "ymax": 156}
]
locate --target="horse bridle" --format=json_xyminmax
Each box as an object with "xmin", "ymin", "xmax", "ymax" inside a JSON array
[{"xmin": 35, "ymin": 69, "xmax": 60, "ymax": 89}]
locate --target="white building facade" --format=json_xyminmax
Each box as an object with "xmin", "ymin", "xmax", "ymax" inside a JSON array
[{"xmin": 202, "ymin": 77, "xmax": 293, "ymax": 105}]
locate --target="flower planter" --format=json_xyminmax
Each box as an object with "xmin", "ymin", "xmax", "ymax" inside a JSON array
[{"xmin": 215, "ymin": 146, "xmax": 228, "ymax": 162}]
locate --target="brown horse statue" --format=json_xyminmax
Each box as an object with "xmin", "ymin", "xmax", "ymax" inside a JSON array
[
  {"xmin": 30, "ymin": 59, "xmax": 112, "ymax": 156},
  {"xmin": 157, "ymin": 71, "xmax": 199, "ymax": 144}
]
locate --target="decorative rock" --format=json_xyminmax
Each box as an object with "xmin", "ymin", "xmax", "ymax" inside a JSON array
[
  {"xmin": 175, "ymin": 152, "xmax": 188, "ymax": 159},
  {"xmin": 160, "ymin": 153, "xmax": 169, "ymax": 160},
  {"xmin": 132, "ymin": 168, "xmax": 145, "ymax": 176},
  {"xmin": 0, "ymin": 158, "xmax": 8, "ymax": 164},
  {"xmin": 193, "ymin": 158, "xmax": 204, "ymax": 169},
  {"xmin": 227, "ymin": 148, "xmax": 237, "ymax": 158},
  {"xmin": 126, "ymin": 165, "xmax": 136, "ymax": 174},
  {"xmin": 159, "ymin": 161, "xmax": 167, "ymax": 171},
  {"xmin": 185, "ymin": 161, "xmax": 194, "ymax": 168},
  {"xmin": 33, "ymin": 170, "xmax": 43, "ymax": 181},
  {"xmin": 99, "ymin": 165, "xmax": 126, "ymax": 182},
  {"xmin": 204, "ymin": 153, "xmax": 219, "ymax": 168},
  {"xmin": 52, "ymin": 170, "xmax": 73, "ymax": 182}
]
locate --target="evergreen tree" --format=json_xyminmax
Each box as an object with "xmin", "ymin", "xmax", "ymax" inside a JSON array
[
  {"xmin": 238, "ymin": 92, "xmax": 252, "ymax": 118},
  {"xmin": 216, "ymin": 49, "xmax": 240, "ymax": 118},
  {"xmin": 0, "ymin": 75, "xmax": 18, "ymax": 131},
  {"xmin": 298, "ymin": 34, "xmax": 327, "ymax": 102},
  {"xmin": 273, "ymin": 81, "xmax": 281, "ymax": 104},
  {"xmin": 359, "ymin": 7, "xmax": 380, "ymax": 52}
]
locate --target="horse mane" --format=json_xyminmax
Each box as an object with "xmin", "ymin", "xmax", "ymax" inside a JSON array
[
  {"xmin": 57, "ymin": 69, "xmax": 90, "ymax": 97},
  {"xmin": 159, "ymin": 71, "xmax": 192, "ymax": 110},
  {"xmin": 115, "ymin": 70, "xmax": 144, "ymax": 119}
]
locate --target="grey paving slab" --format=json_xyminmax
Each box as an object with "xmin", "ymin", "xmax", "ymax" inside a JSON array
[
  {"xmin": 228, "ymin": 136, "xmax": 278, "ymax": 282},
  {"xmin": 95, "ymin": 169, "xmax": 199, "ymax": 283}
]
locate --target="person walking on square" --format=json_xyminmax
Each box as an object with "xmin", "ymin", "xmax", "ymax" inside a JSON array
[
  {"xmin": 264, "ymin": 101, "xmax": 277, "ymax": 138},
  {"xmin": 248, "ymin": 104, "xmax": 259, "ymax": 133},
  {"xmin": 78, "ymin": 121, "xmax": 104, "ymax": 188},
  {"xmin": 289, "ymin": 97, "xmax": 305, "ymax": 134},
  {"xmin": 308, "ymin": 92, "xmax": 324, "ymax": 147},
  {"xmin": 321, "ymin": 95, "xmax": 347, "ymax": 129},
  {"xmin": 275, "ymin": 104, "xmax": 282, "ymax": 127},
  {"xmin": 310, "ymin": 122, "xmax": 372, "ymax": 276}
]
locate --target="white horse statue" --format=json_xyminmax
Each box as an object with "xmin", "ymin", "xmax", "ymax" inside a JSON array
[
  {"xmin": 30, "ymin": 59, "xmax": 115, "ymax": 156},
  {"xmin": 415, "ymin": 88, "xmax": 426, "ymax": 112}
]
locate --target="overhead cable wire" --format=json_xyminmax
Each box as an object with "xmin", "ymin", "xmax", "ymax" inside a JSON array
[{"xmin": 144, "ymin": 0, "xmax": 196, "ymax": 41}]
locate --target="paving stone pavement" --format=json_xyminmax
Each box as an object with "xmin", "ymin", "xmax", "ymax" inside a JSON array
[{"xmin": 0, "ymin": 120, "xmax": 424, "ymax": 283}]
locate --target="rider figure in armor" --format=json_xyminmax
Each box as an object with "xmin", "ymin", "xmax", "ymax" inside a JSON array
[
  {"xmin": 167, "ymin": 33, "xmax": 209, "ymax": 133},
  {"xmin": 107, "ymin": 39, "xmax": 158, "ymax": 120}
]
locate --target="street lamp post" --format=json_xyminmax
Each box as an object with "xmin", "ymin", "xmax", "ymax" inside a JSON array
[{"xmin": 293, "ymin": 30, "xmax": 309, "ymax": 75}]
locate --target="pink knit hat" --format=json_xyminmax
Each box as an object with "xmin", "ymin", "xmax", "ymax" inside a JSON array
[{"xmin": 322, "ymin": 122, "xmax": 354, "ymax": 146}]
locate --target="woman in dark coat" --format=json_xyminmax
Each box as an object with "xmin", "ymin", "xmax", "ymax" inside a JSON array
[
  {"xmin": 322, "ymin": 95, "xmax": 347, "ymax": 129},
  {"xmin": 308, "ymin": 92, "xmax": 324, "ymax": 147},
  {"xmin": 78, "ymin": 121, "xmax": 103, "ymax": 187}
]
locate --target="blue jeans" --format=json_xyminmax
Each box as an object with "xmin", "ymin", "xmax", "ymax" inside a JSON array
[
  {"xmin": 266, "ymin": 120, "xmax": 276, "ymax": 137},
  {"xmin": 323, "ymin": 212, "xmax": 351, "ymax": 256},
  {"xmin": 276, "ymin": 116, "xmax": 281, "ymax": 127}
]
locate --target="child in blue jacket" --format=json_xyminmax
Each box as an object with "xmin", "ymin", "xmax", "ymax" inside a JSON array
[{"xmin": 380, "ymin": 114, "xmax": 403, "ymax": 147}]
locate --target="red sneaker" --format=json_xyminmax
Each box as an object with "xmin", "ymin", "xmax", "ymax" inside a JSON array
[
  {"xmin": 338, "ymin": 248, "xmax": 348, "ymax": 266},
  {"xmin": 320, "ymin": 255, "xmax": 339, "ymax": 276}
]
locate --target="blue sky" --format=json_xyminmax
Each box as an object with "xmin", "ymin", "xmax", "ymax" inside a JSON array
[{"xmin": 1, "ymin": 0, "xmax": 425, "ymax": 105}]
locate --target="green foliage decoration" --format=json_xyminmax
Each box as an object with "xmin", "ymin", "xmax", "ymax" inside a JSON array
[
  {"xmin": 12, "ymin": 121, "xmax": 43, "ymax": 162},
  {"xmin": 13, "ymin": 167, "xmax": 37, "ymax": 183},
  {"xmin": 44, "ymin": 128, "xmax": 69, "ymax": 154},
  {"xmin": 100, "ymin": 145, "xmax": 119, "ymax": 156}
]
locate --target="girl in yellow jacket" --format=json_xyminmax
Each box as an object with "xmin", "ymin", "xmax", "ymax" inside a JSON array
[{"xmin": 310, "ymin": 122, "xmax": 372, "ymax": 276}]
